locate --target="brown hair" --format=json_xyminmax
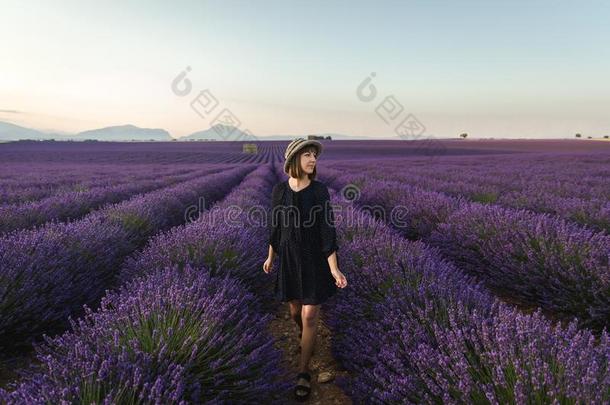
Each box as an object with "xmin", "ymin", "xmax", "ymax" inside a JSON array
[{"xmin": 286, "ymin": 145, "xmax": 318, "ymax": 180}]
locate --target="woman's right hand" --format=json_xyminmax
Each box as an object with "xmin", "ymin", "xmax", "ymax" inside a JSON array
[{"xmin": 263, "ymin": 257, "xmax": 273, "ymax": 274}]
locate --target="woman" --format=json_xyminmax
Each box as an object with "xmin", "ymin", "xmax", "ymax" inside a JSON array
[{"xmin": 263, "ymin": 138, "xmax": 348, "ymax": 402}]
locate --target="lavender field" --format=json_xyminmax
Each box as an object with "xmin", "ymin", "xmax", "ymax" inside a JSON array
[{"xmin": 0, "ymin": 139, "xmax": 609, "ymax": 404}]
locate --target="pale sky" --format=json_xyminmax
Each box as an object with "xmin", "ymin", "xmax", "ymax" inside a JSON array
[{"xmin": 1, "ymin": 0, "xmax": 610, "ymax": 139}]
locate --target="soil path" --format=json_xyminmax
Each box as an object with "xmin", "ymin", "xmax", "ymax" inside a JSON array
[{"xmin": 269, "ymin": 303, "xmax": 352, "ymax": 404}]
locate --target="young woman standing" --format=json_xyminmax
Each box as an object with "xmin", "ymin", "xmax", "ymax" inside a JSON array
[{"xmin": 263, "ymin": 138, "xmax": 347, "ymax": 401}]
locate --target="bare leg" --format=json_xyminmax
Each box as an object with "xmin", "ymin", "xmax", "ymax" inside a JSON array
[
  {"xmin": 288, "ymin": 299, "xmax": 303, "ymax": 334},
  {"xmin": 299, "ymin": 304, "xmax": 320, "ymax": 374}
]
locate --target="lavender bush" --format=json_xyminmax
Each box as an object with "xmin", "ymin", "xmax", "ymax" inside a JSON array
[
  {"xmin": 120, "ymin": 164, "xmax": 276, "ymax": 303},
  {"xmin": 322, "ymin": 168, "xmax": 610, "ymax": 331},
  {"xmin": 0, "ymin": 166, "xmax": 253, "ymax": 349},
  {"xmin": 322, "ymin": 190, "xmax": 610, "ymax": 403},
  {"xmin": 429, "ymin": 203, "xmax": 610, "ymax": 331},
  {"xmin": 366, "ymin": 297, "xmax": 610, "ymax": 404},
  {"xmin": 0, "ymin": 164, "xmax": 192, "ymax": 206},
  {"xmin": 327, "ymin": 153, "xmax": 610, "ymax": 233},
  {"xmin": 0, "ymin": 264, "xmax": 289, "ymax": 404},
  {"xmin": 0, "ymin": 166, "xmax": 228, "ymax": 234}
]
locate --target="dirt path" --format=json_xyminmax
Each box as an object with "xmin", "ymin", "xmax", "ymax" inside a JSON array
[{"xmin": 269, "ymin": 303, "xmax": 352, "ymax": 404}]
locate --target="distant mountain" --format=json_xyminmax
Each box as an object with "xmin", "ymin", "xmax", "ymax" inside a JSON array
[
  {"xmin": 0, "ymin": 122, "xmax": 174, "ymax": 142},
  {"xmin": 0, "ymin": 121, "xmax": 55, "ymax": 141},
  {"xmin": 75, "ymin": 124, "xmax": 173, "ymax": 141},
  {"xmin": 1, "ymin": 120, "xmax": 423, "ymax": 143},
  {"xmin": 181, "ymin": 124, "xmax": 255, "ymax": 141}
]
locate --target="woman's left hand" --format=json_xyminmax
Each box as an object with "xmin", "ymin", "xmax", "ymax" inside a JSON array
[{"xmin": 331, "ymin": 269, "xmax": 347, "ymax": 288}]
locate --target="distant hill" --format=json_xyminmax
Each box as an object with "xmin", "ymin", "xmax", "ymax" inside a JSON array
[
  {"xmin": 180, "ymin": 124, "xmax": 255, "ymax": 141},
  {"xmin": 0, "ymin": 121, "xmax": 54, "ymax": 141},
  {"xmin": 0, "ymin": 121, "xmax": 407, "ymax": 142},
  {"xmin": 0, "ymin": 121, "xmax": 174, "ymax": 142},
  {"xmin": 75, "ymin": 124, "xmax": 173, "ymax": 141}
]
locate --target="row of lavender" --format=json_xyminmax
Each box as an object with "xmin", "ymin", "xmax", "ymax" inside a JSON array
[
  {"xmin": 0, "ymin": 165, "xmax": 233, "ymax": 234},
  {"xmin": 321, "ymin": 187, "xmax": 609, "ymax": 403},
  {"xmin": 330, "ymin": 153, "xmax": 609, "ymax": 200},
  {"xmin": 0, "ymin": 143, "xmax": 285, "ymax": 206},
  {"xmin": 0, "ymin": 164, "xmax": 192, "ymax": 205},
  {"xmin": 320, "ymin": 166, "xmax": 610, "ymax": 331},
  {"xmin": 0, "ymin": 165, "xmax": 255, "ymax": 350},
  {"xmin": 0, "ymin": 163, "xmax": 140, "ymax": 187},
  {"xmin": 329, "ymin": 153, "xmax": 610, "ymax": 233},
  {"xmin": 120, "ymin": 165, "xmax": 277, "ymax": 302},
  {"xmin": 1, "ymin": 164, "xmax": 291, "ymax": 403}
]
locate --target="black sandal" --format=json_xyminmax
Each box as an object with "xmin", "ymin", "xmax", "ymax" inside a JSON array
[{"xmin": 294, "ymin": 372, "xmax": 311, "ymax": 401}]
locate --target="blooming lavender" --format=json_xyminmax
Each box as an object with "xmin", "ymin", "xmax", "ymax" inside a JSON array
[
  {"xmin": 320, "ymin": 188, "xmax": 610, "ymax": 404},
  {"xmin": 0, "ymin": 163, "xmax": 147, "ymax": 205},
  {"xmin": 120, "ymin": 164, "xmax": 277, "ymax": 304},
  {"xmin": 327, "ymin": 152, "xmax": 610, "ymax": 233},
  {"xmin": 1, "ymin": 163, "xmax": 293, "ymax": 402},
  {"xmin": 322, "ymin": 167, "xmax": 610, "ymax": 331},
  {"xmin": 429, "ymin": 202, "xmax": 610, "ymax": 331},
  {"xmin": 367, "ymin": 300, "xmax": 610, "ymax": 404},
  {"xmin": 0, "ymin": 165, "xmax": 228, "ymax": 234},
  {"xmin": 0, "ymin": 264, "xmax": 289, "ymax": 404},
  {"xmin": 0, "ymin": 140, "xmax": 608, "ymax": 402},
  {"xmin": 0, "ymin": 166, "xmax": 254, "ymax": 349}
]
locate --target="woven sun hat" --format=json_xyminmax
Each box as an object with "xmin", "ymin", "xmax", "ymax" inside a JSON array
[{"xmin": 283, "ymin": 138, "xmax": 323, "ymax": 174}]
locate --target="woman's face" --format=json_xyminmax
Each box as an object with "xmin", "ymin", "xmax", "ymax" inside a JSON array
[{"xmin": 299, "ymin": 148, "xmax": 317, "ymax": 176}]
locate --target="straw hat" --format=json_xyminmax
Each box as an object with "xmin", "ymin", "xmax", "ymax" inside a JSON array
[{"xmin": 283, "ymin": 138, "xmax": 323, "ymax": 174}]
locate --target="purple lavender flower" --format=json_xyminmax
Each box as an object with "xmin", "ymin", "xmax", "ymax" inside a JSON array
[{"xmin": 1, "ymin": 264, "xmax": 289, "ymax": 403}]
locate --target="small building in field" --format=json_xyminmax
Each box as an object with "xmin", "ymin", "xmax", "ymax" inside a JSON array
[{"xmin": 242, "ymin": 143, "xmax": 258, "ymax": 154}]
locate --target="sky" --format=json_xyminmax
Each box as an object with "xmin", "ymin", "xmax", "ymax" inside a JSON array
[{"xmin": 1, "ymin": 0, "xmax": 609, "ymax": 139}]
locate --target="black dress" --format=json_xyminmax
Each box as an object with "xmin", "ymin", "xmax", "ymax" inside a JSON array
[{"xmin": 269, "ymin": 179, "xmax": 339, "ymax": 305}]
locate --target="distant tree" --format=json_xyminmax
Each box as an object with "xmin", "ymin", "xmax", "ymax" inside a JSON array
[
  {"xmin": 575, "ymin": 133, "xmax": 582, "ymax": 138},
  {"xmin": 325, "ymin": 136, "xmax": 331, "ymax": 140},
  {"xmin": 604, "ymin": 135, "xmax": 609, "ymax": 139},
  {"xmin": 587, "ymin": 136, "xmax": 592, "ymax": 139},
  {"xmin": 459, "ymin": 133, "xmax": 468, "ymax": 139}
]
